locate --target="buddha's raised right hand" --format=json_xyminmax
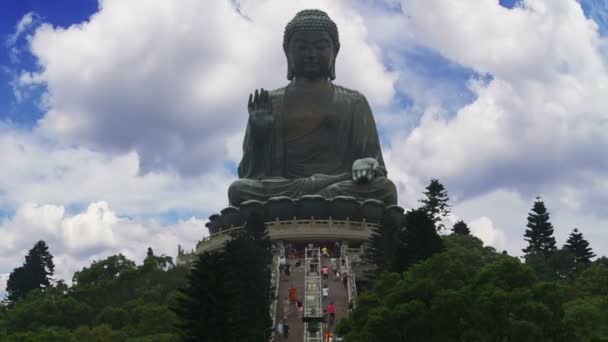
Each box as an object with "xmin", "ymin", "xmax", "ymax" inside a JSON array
[{"xmin": 248, "ymin": 88, "xmax": 274, "ymax": 139}]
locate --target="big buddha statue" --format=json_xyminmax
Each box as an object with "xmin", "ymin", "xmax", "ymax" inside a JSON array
[{"xmin": 228, "ymin": 9, "xmax": 397, "ymax": 206}]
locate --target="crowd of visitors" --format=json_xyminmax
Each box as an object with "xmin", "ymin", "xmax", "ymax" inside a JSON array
[{"xmin": 275, "ymin": 243, "xmax": 349, "ymax": 341}]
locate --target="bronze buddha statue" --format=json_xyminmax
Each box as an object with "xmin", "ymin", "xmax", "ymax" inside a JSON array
[{"xmin": 228, "ymin": 9, "xmax": 397, "ymax": 206}]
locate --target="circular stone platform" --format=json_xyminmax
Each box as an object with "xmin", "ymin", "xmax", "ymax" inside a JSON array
[{"xmin": 196, "ymin": 195, "xmax": 405, "ymax": 253}]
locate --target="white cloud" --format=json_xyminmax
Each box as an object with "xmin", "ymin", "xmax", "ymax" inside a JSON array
[
  {"xmin": 6, "ymin": 12, "xmax": 37, "ymax": 64},
  {"xmin": 453, "ymin": 189, "xmax": 608, "ymax": 258},
  {"xmin": 385, "ymin": 0, "xmax": 608, "ymax": 217},
  {"xmin": 0, "ymin": 122, "xmax": 232, "ymax": 216},
  {"xmin": 468, "ymin": 216, "xmax": 509, "ymax": 252},
  {"xmin": 19, "ymin": 0, "xmax": 395, "ymax": 175},
  {"xmin": 6, "ymin": 12, "xmax": 35, "ymax": 46},
  {"xmin": 0, "ymin": 200, "xmax": 208, "ymax": 299},
  {"xmin": 3, "ymin": 1, "xmax": 608, "ymax": 301}
]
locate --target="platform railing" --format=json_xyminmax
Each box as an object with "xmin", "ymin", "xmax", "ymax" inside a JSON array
[
  {"xmin": 344, "ymin": 255, "xmax": 358, "ymax": 311},
  {"xmin": 269, "ymin": 253, "xmax": 281, "ymax": 342}
]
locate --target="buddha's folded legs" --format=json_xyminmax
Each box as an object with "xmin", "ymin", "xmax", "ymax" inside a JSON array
[
  {"xmin": 228, "ymin": 174, "xmax": 397, "ymax": 206},
  {"xmin": 317, "ymin": 176, "xmax": 397, "ymax": 205}
]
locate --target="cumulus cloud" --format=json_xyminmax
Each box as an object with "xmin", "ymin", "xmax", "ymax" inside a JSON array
[
  {"xmin": 0, "ymin": 122, "xmax": 232, "ymax": 216},
  {"xmin": 385, "ymin": 0, "xmax": 608, "ymax": 218},
  {"xmin": 468, "ymin": 216, "xmax": 509, "ymax": 252},
  {"xmin": 6, "ymin": 12, "xmax": 37, "ymax": 64},
  {"xmin": 3, "ymin": 0, "xmax": 608, "ymax": 295},
  {"xmin": 18, "ymin": 0, "xmax": 395, "ymax": 175},
  {"xmin": 0, "ymin": 200, "xmax": 207, "ymax": 299}
]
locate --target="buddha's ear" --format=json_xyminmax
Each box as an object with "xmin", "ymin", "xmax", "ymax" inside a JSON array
[
  {"xmin": 286, "ymin": 52, "xmax": 295, "ymax": 81},
  {"xmin": 329, "ymin": 48, "xmax": 339, "ymax": 80}
]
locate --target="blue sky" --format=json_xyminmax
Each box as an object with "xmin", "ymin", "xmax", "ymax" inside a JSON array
[
  {"xmin": 0, "ymin": 0, "xmax": 97, "ymax": 126},
  {"xmin": 1, "ymin": 0, "xmax": 607, "ymax": 294}
]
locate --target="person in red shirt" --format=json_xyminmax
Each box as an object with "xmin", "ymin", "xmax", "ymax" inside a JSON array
[
  {"xmin": 328, "ymin": 302, "xmax": 336, "ymax": 326},
  {"xmin": 289, "ymin": 284, "xmax": 297, "ymax": 304}
]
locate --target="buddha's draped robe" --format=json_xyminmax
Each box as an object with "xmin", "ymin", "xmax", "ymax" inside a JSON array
[{"xmin": 228, "ymin": 83, "xmax": 397, "ymax": 206}]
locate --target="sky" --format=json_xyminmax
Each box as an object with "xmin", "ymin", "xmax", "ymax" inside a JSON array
[{"xmin": 0, "ymin": 0, "xmax": 607, "ymax": 296}]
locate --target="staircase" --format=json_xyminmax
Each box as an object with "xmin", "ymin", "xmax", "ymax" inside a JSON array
[{"xmin": 273, "ymin": 247, "xmax": 352, "ymax": 341}]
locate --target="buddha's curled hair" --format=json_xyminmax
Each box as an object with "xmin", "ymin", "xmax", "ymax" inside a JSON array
[{"xmin": 283, "ymin": 9, "xmax": 340, "ymax": 80}]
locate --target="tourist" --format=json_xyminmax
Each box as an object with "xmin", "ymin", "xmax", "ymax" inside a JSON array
[
  {"xmin": 297, "ymin": 297, "xmax": 304, "ymax": 318},
  {"xmin": 279, "ymin": 255, "xmax": 287, "ymax": 279},
  {"xmin": 322, "ymin": 265, "xmax": 329, "ymax": 280},
  {"xmin": 276, "ymin": 320, "xmax": 284, "ymax": 336},
  {"xmin": 283, "ymin": 321, "xmax": 289, "ymax": 338},
  {"xmin": 342, "ymin": 272, "xmax": 348, "ymax": 288},
  {"xmin": 285, "ymin": 263, "xmax": 291, "ymax": 277},
  {"xmin": 283, "ymin": 297, "xmax": 290, "ymax": 317},
  {"xmin": 328, "ymin": 302, "xmax": 336, "ymax": 326},
  {"xmin": 322, "ymin": 246, "xmax": 329, "ymax": 258},
  {"xmin": 322, "ymin": 284, "xmax": 329, "ymax": 304},
  {"xmin": 289, "ymin": 284, "xmax": 297, "ymax": 304}
]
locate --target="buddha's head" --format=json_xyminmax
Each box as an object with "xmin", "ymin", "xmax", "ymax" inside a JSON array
[{"xmin": 283, "ymin": 9, "xmax": 340, "ymax": 81}]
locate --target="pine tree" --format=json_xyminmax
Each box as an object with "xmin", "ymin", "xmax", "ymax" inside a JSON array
[
  {"xmin": 522, "ymin": 197, "xmax": 557, "ymax": 258},
  {"xmin": 452, "ymin": 220, "xmax": 470, "ymax": 235},
  {"xmin": 5, "ymin": 240, "xmax": 55, "ymax": 303},
  {"xmin": 365, "ymin": 214, "xmax": 403, "ymax": 275},
  {"xmin": 174, "ymin": 252, "xmax": 237, "ymax": 342},
  {"xmin": 419, "ymin": 179, "xmax": 451, "ymax": 231},
  {"xmin": 174, "ymin": 219, "xmax": 272, "ymax": 341},
  {"xmin": 394, "ymin": 208, "xmax": 446, "ymax": 272},
  {"xmin": 564, "ymin": 228, "xmax": 595, "ymax": 267}
]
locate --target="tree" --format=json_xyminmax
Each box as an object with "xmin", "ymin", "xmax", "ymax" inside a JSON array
[
  {"xmin": 365, "ymin": 213, "xmax": 403, "ymax": 276},
  {"xmin": 419, "ymin": 179, "xmax": 451, "ymax": 231},
  {"xmin": 366, "ymin": 208, "xmax": 444, "ymax": 276},
  {"xmin": 174, "ymin": 219, "xmax": 272, "ymax": 342},
  {"xmin": 564, "ymin": 228, "xmax": 595, "ymax": 267},
  {"xmin": 394, "ymin": 208, "xmax": 446, "ymax": 272},
  {"xmin": 6, "ymin": 240, "xmax": 55, "ymax": 303},
  {"xmin": 522, "ymin": 197, "xmax": 557, "ymax": 258},
  {"xmin": 338, "ymin": 249, "xmax": 568, "ymax": 342},
  {"xmin": 452, "ymin": 220, "xmax": 470, "ymax": 235}
]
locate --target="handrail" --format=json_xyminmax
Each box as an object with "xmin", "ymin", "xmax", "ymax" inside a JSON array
[
  {"xmin": 205, "ymin": 219, "xmax": 378, "ymax": 239},
  {"xmin": 269, "ymin": 254, "xmax": 281, "ymax": 342},
  {"xmin": 344, "ymin": 255, "xmax": 357, "ymax": 311},
  {"xmin": 304, "ymin": 246, "xmax": 324, "ymax": 342}
]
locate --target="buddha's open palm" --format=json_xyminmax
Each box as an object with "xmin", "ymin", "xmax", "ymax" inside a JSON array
[
  {"xmin": 248, "ymin": 88, "xmax": 274, "ymax": 138},
  {"xmin": 352, "ymin": 157, "xmax": 379, "ymax": 183}
]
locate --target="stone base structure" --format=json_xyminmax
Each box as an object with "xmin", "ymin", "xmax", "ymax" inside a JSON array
[{"xmin": 195, "ymin": 195, "xmax": 405, "ymax": 254}]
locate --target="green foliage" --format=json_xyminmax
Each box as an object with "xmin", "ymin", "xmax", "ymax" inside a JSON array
[
  {"xmin": 173, "ymin": 215, "xmax": 272, "ymax": 342},
  {"xmin": 574, "ymin": 257, "xmax": 608, "ymax": 297},
  {"xmin": 563, "ymin": 296, "xmax": 608, "ymax": 342},
  {"xmin": 523, "ymin": 197, "xmax": 557, "ymax": 258},
  {"xmin": 6, "ymin": 240, "xmax": 55, "ymax": 304},
  {"xmin": 564, "ymin": 228, "xmax": 596, "ymax": 267},
  {"xmin": 0, "ymin": 248, "xmax": 186, "ymax": 341},
  {"xmin": 451, "ymin": 220, "xmax": 470, "ymax": 235},
  {"xmin": 366, "ymin": 208, "xmax": 444, "ymax": 278},
  {"xmin": 338, "ymin": 235, "xmax": 608, "ymax": 342},
  {"xmin": 525, "ymin": 249, "xmax": 576, "ymax": 282},
  {"xmin": 419, "ymin": 179, "xmax": 451, "ymax": 231},
  {"xmin": 365, "ymin": 213, "xmax": 403, "ymax": 274}
]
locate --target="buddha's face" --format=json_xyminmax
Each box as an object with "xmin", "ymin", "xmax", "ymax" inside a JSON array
[{"xmin": 287, "ymin": 30, "xmax": 335, "ymax": 80}]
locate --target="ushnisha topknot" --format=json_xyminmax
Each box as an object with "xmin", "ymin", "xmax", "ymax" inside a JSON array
[{"xmin": 283, "ymin": 9, "xmax": 340, "ymax": 53}]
